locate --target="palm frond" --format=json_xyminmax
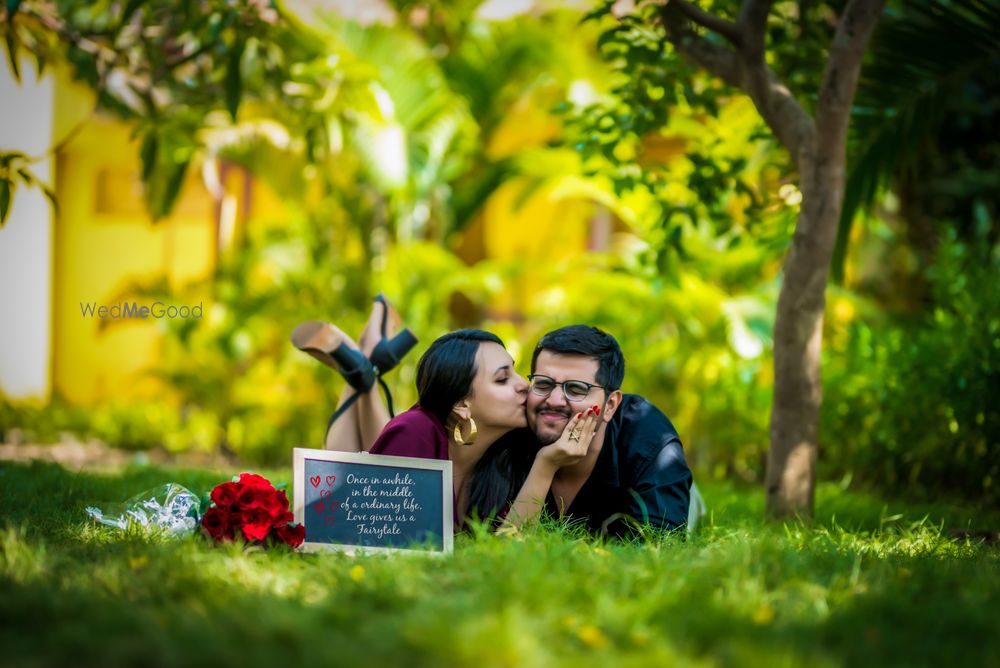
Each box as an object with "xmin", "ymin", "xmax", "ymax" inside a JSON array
[{"xmin": 832, "ymin": 0, "xmax": 1000, "ymax": 282}]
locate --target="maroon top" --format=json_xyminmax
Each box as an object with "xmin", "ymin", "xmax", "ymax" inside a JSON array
[
  {"xmin": 369, "ymin": 404, "xmax": 449, "ymax": 460},
  {"xmin": 369, "ymin": 404, "xmax": 460, "ymax": 525},
  {"xmin": 368, "ymin": 405, "xmax": 517, "ymax": 528}
]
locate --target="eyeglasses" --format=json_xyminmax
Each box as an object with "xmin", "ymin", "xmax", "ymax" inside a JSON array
[{"xmin": 528, "ymin": 374, "xmax": 605, "ymax": 402}]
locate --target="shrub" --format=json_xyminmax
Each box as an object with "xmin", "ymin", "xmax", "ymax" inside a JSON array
[{"xmin": 822, "ymin": 237, "xmax": 1000, "ymax": 505}]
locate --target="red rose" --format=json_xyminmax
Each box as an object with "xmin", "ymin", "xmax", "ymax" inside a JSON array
[
  {"xmin": 240, "ymin": 508, "xmax": 273, "ymax": 542},
  {"xmin": 210, "ymin": 482, "xmax": 240, "ymax": 509},
  {"xmin": 259, "ymin": 489, "xmax": 288, "ymax": 520},
  {"xmin": 223, "ymin": 510, "xmax": 241, "ymax": 541},
  {"xmin": 272, "ymin": 511, "xmax": 294, "ymax": 527},
  {"xmin": 201, "ymin": 506, "xmax": 229, "ymax": 541},
  {"xmin": 274, "ymin": 522, "xmax": 305, "ymax": 548},
  {"xmin": 237, "ymin": 484, "xmax": 265, "ymax": 510},
  {"xmin": 238, "ymin": 473, "xmax": 272, "ymax": 489}
]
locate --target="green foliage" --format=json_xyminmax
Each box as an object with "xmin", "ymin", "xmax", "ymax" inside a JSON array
[
  {"xmin": 7, "ymin": 3, "xmax": 793, "ymax": 479},
  {"xmin": 1, "ymin": 461, "xmax": 998, "ymax": 667},
  {"xmin": 823, "ymin": 235, "xmax": 1000, "ymax": 504},
  {"xmin": 2, "ymin": 0, "xmax": 376, "ymax": 220},
  {"xmin": 6, "ymin": 0, "xmax": 997, "ymax": 512},
  {"xmin": 0, "ymin": 150, "xmax": 56, "ymax": 226},
  {"xmin": 833, "ymin": 0, "xmax": 1000, "ymax": 281},
  {"xmin": 0, "ymin": 396, "xmax": 188, "ymax": 453},
  {"xmin": 563, "ymin": 2, "xmax": 799, "ymax": 284},
  {"xmin": 133, "ymin": 209, "xmax": 377, "ymax": 463}
]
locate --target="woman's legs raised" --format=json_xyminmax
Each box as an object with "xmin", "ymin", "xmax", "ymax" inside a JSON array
[
  {"xmin": 323, "ymin": 300, "xmax": 398, "ymax": 451},
  {"xmin": 354, "ymin": 299, "xmax": 397, "ymax": 449},
  {"xmin": 305, "ymin": 323, "xmax": 366, "ymax": 452},
  {"xmin": 324, "ymin": 382, "xmax": 364, "ymax": 451}
]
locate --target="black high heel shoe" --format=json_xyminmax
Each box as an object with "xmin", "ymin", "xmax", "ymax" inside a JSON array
[
  {"xmin": 290, "ymin": 320, "xmax": 376, "ymax": 430},
  {"xmin": 367, "ymin": 293, "xmax": 419, "ymax": 417}
]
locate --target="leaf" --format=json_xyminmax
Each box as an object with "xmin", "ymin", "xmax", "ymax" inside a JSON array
[
  {"xmin": 42, "ymin": 184, "xmax": 58, "ymax": 212},
  {"xmin": 33, "ymin": 50, "xmax": 46, "ymax": 78},
  {"xmin": 151, "ymin": 158, "xmax": 190, "ymax": 221},
  {"xmin": 16, "ymin": 167, "xmax": 34, "ymax": 187},
  {"xmin": 120, "ymin": 0, "xmax": 145, "ymax": 26},
  {"xmin": 6, "ymin": 0, "xmax": 23, "ymax": 18},
  {"xmin": 140, "ymin": 134, "xmax": 158, "ymax": 183},
  {"xmin": 5, "ymin": 32, "xmax": 20, "ymax": 83},
  {"xmin": 225, "ymin": 40, "xmax": 245, "ymax": 122},
  {"xmin": 580, "ymin": 2, "xmax": 613, "ymax": 25},
  {"xmin": 0, "ymin": 151, "xmax": 26, "ymax": 169},
  {"xmin": 597, "ymin": 25, "xmax": 630, "ymax": 52},
  {"xmin": 0, "ymin": 179, "xmax": 11, "ymax": 225},
  {"xmin": 831, "ymin": 0, "xmax": 1000, "ymax": 283}
]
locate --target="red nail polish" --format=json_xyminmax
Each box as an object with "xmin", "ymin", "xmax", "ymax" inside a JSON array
[
  {"xmin": 595, "ymin": 406, "xmax": 601, "ymax": 415},
  {"xmin": 576, "ymin": 412, "xmax": 583, "ymax": 418}
]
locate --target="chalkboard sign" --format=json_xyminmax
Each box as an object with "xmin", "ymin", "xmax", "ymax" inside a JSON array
[{"xmin": 292, "ymin": 448, "xmax": 454, "ymax": 554}]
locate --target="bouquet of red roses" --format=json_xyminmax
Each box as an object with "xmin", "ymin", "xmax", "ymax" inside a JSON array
[{"xmin": 201, "ymin": 473, "xmax": 305, "ymax": 548}]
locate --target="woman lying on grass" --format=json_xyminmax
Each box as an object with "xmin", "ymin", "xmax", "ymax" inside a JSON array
[{"xmin": 292, "ymin": 296, "xmax": 598, "ymax": 530}]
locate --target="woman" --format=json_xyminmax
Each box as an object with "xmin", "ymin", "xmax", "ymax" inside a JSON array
[{"xmin": 292, "ymin": 299, "xmax": 599, "ymax": 528}]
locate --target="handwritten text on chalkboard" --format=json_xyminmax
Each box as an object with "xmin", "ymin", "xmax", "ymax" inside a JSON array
[{"xmin": 294, "ymin": 449, "xmax": 453, "ymax": 554}]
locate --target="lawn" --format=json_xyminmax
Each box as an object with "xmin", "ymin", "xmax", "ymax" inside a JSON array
[{"xmin": 1, "ymin": 459, "xmax": 998, "ymax": 667}]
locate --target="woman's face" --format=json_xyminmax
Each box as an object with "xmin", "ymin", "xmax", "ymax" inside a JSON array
[{"xmin": 464, "ymin": 342, "xmax": 529, "ymax": 431}]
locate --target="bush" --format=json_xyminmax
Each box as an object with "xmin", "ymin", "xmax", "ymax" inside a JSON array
[{"xmin": 822, "ymin": 237, "xmax": 1000, "ymax": 505}]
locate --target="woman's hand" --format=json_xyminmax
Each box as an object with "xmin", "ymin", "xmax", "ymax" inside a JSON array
[{"xmin": 535, "ymin": 405, "xmax": 601, "ymax": 470}]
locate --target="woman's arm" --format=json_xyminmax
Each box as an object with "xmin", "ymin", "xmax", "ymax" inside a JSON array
[{"xmin": 503, "ymin": 408, "xmax": 600, "ymax": 528}]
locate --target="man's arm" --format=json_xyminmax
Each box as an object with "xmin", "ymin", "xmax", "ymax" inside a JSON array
[{"xmin": 620, "ymin": 437, "xmax": 693, "ymax": 534}]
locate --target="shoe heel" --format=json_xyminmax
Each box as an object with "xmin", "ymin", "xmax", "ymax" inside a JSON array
[{"xmin": 371, "ymin": 328, "xmax": 418, "ymax": 374}]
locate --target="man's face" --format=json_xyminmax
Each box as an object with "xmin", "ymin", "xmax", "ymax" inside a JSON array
[{"xmin": 527, "ymin": 351, "xmax": 604, "ymax": 445}]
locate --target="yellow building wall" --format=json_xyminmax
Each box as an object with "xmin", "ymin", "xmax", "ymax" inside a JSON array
[
  {"xmin": 46, "ymin": 71, "xmax": 291, "ymax": 405},
  {"xmin": 52, "ymin": 111, "xmax": 217, "ymax": 404}
]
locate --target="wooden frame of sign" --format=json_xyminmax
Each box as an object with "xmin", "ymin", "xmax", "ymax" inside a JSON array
[{"xmin": 293, "ymin": 447, "xmax": 454, "ymax": 555}]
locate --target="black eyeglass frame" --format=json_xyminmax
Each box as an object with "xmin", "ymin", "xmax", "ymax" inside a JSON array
[{"xmin": 527, "ymin": 374, "xmax": 607, "ymax": 402}]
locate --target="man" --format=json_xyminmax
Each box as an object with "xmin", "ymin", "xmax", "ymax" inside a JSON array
[{"xmin": 524, "ymin": 325, "xmax": 693, "ymax": 536}]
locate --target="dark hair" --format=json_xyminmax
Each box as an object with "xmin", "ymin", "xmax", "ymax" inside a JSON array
[
  {"xmin": 468, "ymin": 428, "xmax": 538, "ymax": 528},
  {"xmin": 531, "ymin": 325, "xmax": 625, "ymax": 391},
  {"xmin": 418, "ymin": 329, "xmax": 528, "ymax": 529},
  {"xmin": 416, "ymin": 329, "xmax": 504, "ymax": 426}
]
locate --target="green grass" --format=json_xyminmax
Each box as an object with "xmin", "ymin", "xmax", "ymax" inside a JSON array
[{"xmin": 1, "ymin": 461, "xmax": 998, "ymax": 667}]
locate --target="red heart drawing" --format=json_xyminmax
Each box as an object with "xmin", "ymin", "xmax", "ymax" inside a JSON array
[
  {"xmin": 313, "ymin": 501, "xmax": 325, "ymax": 514},
  {"xmin": 324, "ymin": 516, "xmax": 336, "ymax": 525},
  {"xmin": 326, "ymin": 475, "xmax": 336, "ymax": 486},
  {"xmin": 310, "ymin": 475, "xmax": 321, "ymax": 488},
  {"xmin": 319, "ymin": 489, "xmax": 332, "ymax": 499}
]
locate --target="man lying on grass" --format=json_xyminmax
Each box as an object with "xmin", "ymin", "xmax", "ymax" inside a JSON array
[{"xmin": 502, "ymin": 325, "xmax": 694, "ymax": 537}]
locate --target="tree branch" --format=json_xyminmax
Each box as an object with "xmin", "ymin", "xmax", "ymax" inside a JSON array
[
  {"xmin": 815, "ymin": 0, "xmax": 886, "ymax": 154},
  {"xmin": 660, "ymin": 2, "xmax": 815, "ymax": 165},
  {"xmin": 669, "ymin": 0, "xmax": 742, "ymax": 45},
  {"xmin": 659, "ymin": 4, "xmax": 741, "ymax": 85},
  {"xmin": 734, "ymin": 0, "xmax": 814, "ymax": 162},
  {"xmin": 736, "ymin": 0, "xmax": 775, "ymax": 60}
]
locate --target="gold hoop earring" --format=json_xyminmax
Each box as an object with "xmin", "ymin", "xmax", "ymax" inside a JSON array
[{"xmin": 453, "ymin": 417, "xmax": 477, "ymax": 446}]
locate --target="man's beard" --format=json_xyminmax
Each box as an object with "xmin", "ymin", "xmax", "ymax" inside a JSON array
[
  {"xmin": 532, "ymin": 405, "xmax": 572, "ymax": 445},
  {"xmin": 537, "ymin": 431, "xmax": 560, "ymax": 446}
]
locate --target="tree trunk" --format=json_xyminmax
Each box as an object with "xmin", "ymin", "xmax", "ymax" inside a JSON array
[
  {"xmin": 765, "ymin": 143, "xmax": 843, "ymax": 518},
  {"xmin": 656, "ymin": 0, "xmax": 886, "ymax": 518},
  {"xmin": 763, "ymin": 0, "xmax": 885, "ymax": 519}
]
